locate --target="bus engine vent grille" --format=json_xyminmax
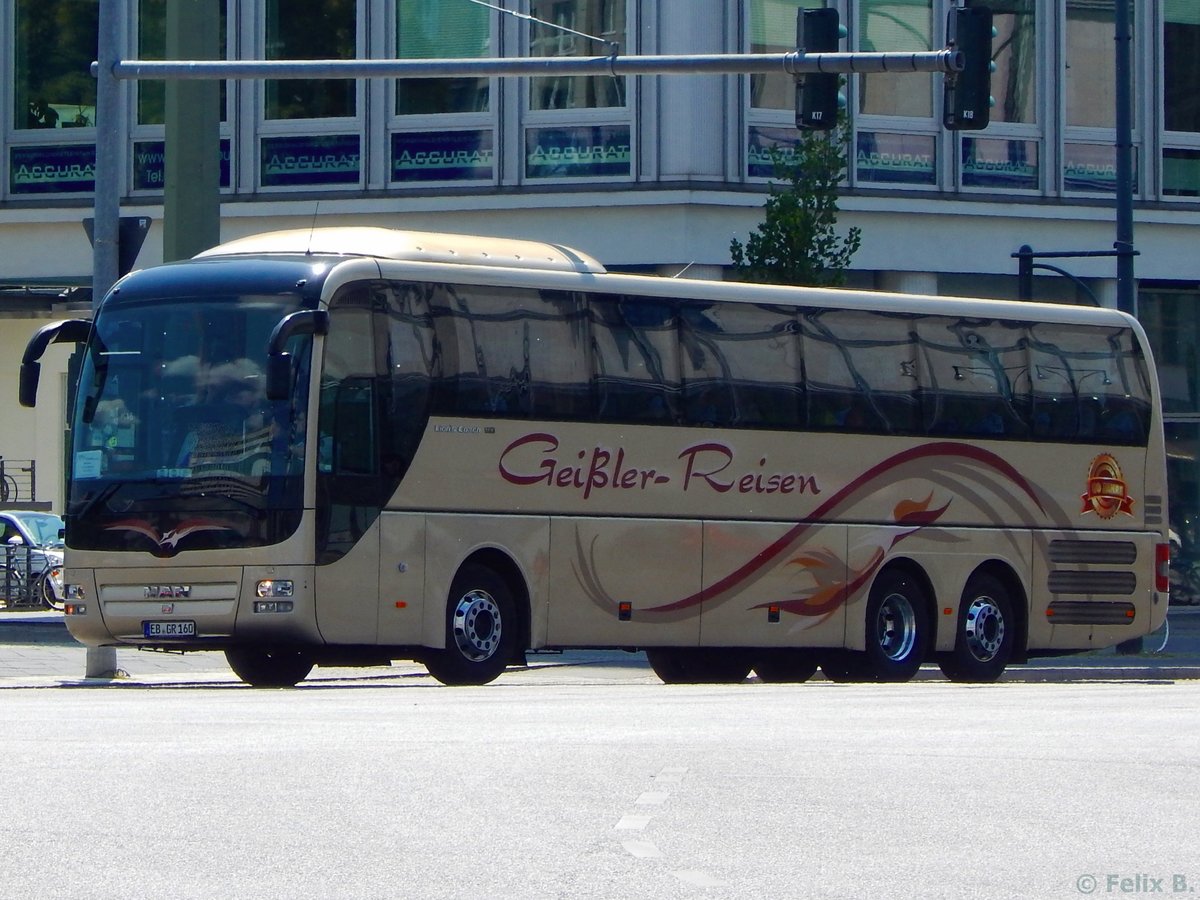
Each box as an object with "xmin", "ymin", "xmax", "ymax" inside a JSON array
[
  {"xmin": 1048, "ymin": 540, "xmax": 1137, "ymax": 565},
  {"xmin": 1046, "ymin": 600, "xmax": 1136, "ymax": 625},
  {"xmin": 1047, "ymin": 570, "xmax": 1137, "ymax": 595}
]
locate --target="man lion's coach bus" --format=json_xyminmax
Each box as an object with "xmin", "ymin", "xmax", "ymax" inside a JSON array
[{"xmin": 20, "ymin": 228, "xmax": 1170, "ymax": 686}]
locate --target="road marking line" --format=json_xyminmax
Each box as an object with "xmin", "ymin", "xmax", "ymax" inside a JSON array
[
  {"xmin": 672, "ymin": 870, "xmax": 725, "ymax": 888},
  {"xmin": 635, "ymin": 791, "xmax": 669, "ymax": 805},
  {"xmin": 621, "ymin": 840, "xmax": 663, "ymax": 859},
  {"xmin": 615, "ymin": 814, "xmax": 652, "ymax": 830}
]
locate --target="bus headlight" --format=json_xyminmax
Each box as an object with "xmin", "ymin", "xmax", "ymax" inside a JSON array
[{"xmin": 256, "ymin": 579, "xmax": 294, "ymax": 598}]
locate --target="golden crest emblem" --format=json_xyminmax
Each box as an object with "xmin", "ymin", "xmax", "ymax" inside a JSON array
[{"xmin": 1081, "ymin": 453, "xmax": 1134, "ymax": 519}]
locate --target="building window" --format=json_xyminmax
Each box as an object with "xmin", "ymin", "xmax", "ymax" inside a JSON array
[
  {"xmin": 395, "ymin": 0, "xmax": 490, "ymax": 115},
  {"xmin": 528, "ymin": 0, "xmax": 627, "ymax": 110},
  {"xmin": 264, "ymin": 0, "xmax": 358, "ymax": 120},
  {"xmin": 988, "ymin": 0, "xmax": 1036, "ymax": 125},
  {"xmin": 13, "ymin": 0, "xmax": 98, "ymax": 131},
  {"xmin": 524, "ymin": 0, "xmax": 631, "ymax": 181},
  {"xmin": 749, "ymin": 0, "xmax": 822, "ymax": 111},
  {"xmin": 137, "ymin": 0, "xmax": 229, "ymax": 126},
  {"xmin": 1062, "ymin": 0, "xmax": 1135, "ymax": 195},
  {"xmin": 1163, "ymin": 2, "xmax": 1200, "ymax": 198},
  {"xmin": 858, "ymin": 0, "xmax": 933, "ymax": 119}
]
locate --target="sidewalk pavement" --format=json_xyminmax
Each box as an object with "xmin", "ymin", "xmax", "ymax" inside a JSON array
[{"xmin": 1, "ymin": 608, "xmax": 1198, "ymax": 687}]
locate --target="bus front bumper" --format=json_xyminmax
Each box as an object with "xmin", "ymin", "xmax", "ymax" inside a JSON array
[{"xmin": 62, "ymin": 565, "xmax": 317, "ymax": 648}]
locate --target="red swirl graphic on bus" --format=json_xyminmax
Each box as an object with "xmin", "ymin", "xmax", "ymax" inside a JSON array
[{"xmin": 574, "ymin": 441, "xmax": 1043, "ymax": 620}]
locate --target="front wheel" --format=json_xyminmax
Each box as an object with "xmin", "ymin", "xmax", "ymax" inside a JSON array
[
  {"xmin": 225, "ymin": 646, "xmax": 314, "ymax": 687},
  {"xmin": 938, "ymin": 573, "xmax": 1017, "ymax": 683},
  {"xmin": 425, "ymin": 564, "xmax": 519, "ymax": 686}
]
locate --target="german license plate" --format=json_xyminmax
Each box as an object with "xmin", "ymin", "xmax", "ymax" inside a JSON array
[{"xmin": 143, "ymin": 620, "xmax": 196, "ymax": 638}]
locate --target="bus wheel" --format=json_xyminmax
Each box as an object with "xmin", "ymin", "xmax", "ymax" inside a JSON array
[
  {"xmin": 753, "ymin": 649, "xmax": 819, "ymax": 683},
  {"xmin": 938, "ymin": 573, "xmax": 1016, "ymax": 683},
  {"xmin": 819, "ymin": 651, "xmax": 875, "ymax": 683},
  {"xmin": 425, "ymin": 564, "xmax": 518, "ymax": 687},
  {"xmin": 225, "ymin": 646, "xmax": 314, "ymax": 687},
  {"xmin": 863, "ymin": 571, "xmax": 930, "ymax": 683},
  {"xmin": 646, "ymin": 648, "xmax": 752, "ymax": 684}
]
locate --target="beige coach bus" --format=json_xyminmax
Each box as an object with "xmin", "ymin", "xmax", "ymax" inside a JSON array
[{"xmin": 21, "ymin": 227, "xmax": 1170, "ymax": 686}]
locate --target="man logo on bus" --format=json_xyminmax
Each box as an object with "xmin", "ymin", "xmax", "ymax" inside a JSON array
[{"xmin": 1081, "ymin": 453, "xmax": 1134, "ymax": 519}]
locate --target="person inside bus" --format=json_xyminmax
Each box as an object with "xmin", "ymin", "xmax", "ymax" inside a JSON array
[{"xmin": 176, "ymin": 367, "xmax": 273, "ymax": 472}]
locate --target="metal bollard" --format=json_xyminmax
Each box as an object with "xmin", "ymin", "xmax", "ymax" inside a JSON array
[{"xmin": 85, "ymin": 646, "xmax": 122, "ymax": 679}]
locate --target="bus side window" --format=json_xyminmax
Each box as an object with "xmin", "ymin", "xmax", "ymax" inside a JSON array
[
  {"xmin": 591, "ymin": 296, "xmax": 681, "ymax": 424},
  {"xmin": 331, "ymin": 378, "xmax": 376, "ymax": 475}
]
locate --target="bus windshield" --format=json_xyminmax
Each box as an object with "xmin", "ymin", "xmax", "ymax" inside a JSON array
[{"xmin": 67, "ymin": 292, "xmax": 312, "ymax": 554}]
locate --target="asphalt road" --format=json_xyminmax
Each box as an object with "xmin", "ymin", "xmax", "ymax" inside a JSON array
[{"xmin": 0, "ymin": 676, "xmax": 1197, "ymax": 899}]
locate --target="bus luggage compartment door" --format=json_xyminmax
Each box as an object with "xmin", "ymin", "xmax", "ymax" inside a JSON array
[{"xmin": 547, "ymin": 518, "xmax": 702, "ymax": 648}]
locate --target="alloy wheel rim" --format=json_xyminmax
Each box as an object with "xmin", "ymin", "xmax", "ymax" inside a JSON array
[
  {"xmin": 451, "ymin": 589, "xmax": 502, "ymax": 662},
  {"xmin": 964, "ymin": 596, "xmax": 1005, "ymax": 661},
  {"xmin": 877, "ymin": 591, "xmax": 917, "ymax": 662}
]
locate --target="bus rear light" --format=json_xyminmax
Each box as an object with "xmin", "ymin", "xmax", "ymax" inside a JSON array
[
  {"xmin": 256, "ymin": 579, "xmax": 294, "ymax": 598},
  {"xmin": 64, "ymin": 602, "xmax": 87, "ymax": 616},
  {"xmin": 1156, "ymin": 543, "xmax": 1171, "ymax": 594},
  {"xmin": 65, "ymin": 583, "xmax": 86, "ymax": 601}
]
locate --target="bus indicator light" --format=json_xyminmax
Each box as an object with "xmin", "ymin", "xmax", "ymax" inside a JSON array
[
  {"xmin": 254, "ymin": 599, "xmax": 294, "ymax": 614},
  {"xmin": 395, "ymin": 600, "xmax": 408, "ymax": 609},
  {"xmin": 618, "ymin": 601, "xmax": 633, "ymax": 621},
  {"xmin": 767, "ymin": 604, "xmax": 781, "ymax": 624}
]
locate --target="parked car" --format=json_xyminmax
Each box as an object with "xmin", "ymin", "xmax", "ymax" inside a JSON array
[{"xmin": 0, "ymin": 510, "xmax": 65, "ymax": 610}]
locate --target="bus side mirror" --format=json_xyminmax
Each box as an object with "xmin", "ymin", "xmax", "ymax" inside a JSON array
[
  {"xmin": 265, "ymin": 309, "xmax": 328, "ymax": 401},
  {"xmin": 20, "ymin": 318, "xmax": 92, "ymax": 408}
]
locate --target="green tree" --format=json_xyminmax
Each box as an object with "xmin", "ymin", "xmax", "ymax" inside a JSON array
[{"xmin": 730, "ymin": 124, "xmax": 861, "ymax": 287}]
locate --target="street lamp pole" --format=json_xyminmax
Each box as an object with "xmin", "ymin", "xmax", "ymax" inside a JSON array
[{"xmin": 1114, "ymin": 0, "xmax": 1136, "ymax": 317}]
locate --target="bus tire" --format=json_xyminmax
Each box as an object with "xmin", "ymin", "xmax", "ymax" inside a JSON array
[
  {"xmin": 645, "ymin": 648, "xmax": 752, "ymax": 684},
  {"xmin": 863, "ymin": 570, "xmax": 930, "ymax": 683},
  {"xmin": 425, "ymin": 564, "xmax": 517, "ymax": 686},
  {"xmin": 938, "ymin": 573, "xmax": 1016, "ymax": 683},
  {"xmin": 225, "ymin": 646, "xmax": 314, "ymax": 687},
  {"xmin": 819, "ymin": 651, "xmax": 875, "ymax": 683},
  {"xmin": 753, "ymin": 649, "xmax": 819, "ymax": 683}
]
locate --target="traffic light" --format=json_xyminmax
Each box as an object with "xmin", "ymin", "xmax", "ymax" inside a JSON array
[
  {"xmin": 943, "ymin": 5, "xmax": 995, "ymax": 131},
  {"xmin": 795, "ymin": 8, "xmax": 841, "ymax": 131}
]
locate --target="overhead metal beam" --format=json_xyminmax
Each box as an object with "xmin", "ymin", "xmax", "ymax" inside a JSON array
[{"xmin": 101, "ymin": 50, "xmax": 962, "ymax": 81}]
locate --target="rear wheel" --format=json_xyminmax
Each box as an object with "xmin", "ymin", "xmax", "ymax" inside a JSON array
[
  {"xmin": 753, "ymin": 649, "xmax": 819, "ymax": 683},
  {"xmin": 425, "ymin": 564, "xmax": 519, "ymax": 686},
  {"xmin": 646, "ymin": 648, "xmax": 752, "ymax": 684},
  {"xmin": 225, "ymin": 646, "xmax": 314, "ymax": 687},
  {"xmin": 938, "ymin": 573, "xmax": 1016, "ymax": 683},
  {"xmin": 863, "ymin": 570, "xmax": 930, "ymax": 683}
]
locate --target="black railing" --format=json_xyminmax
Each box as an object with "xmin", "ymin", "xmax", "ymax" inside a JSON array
[
  {"xmin": 0, "ymin": 458, "xmax": 36, "ymax": 506},
  {"xmin": 0, "ymin": 543, "xmax": 52, "ymax": 609}
]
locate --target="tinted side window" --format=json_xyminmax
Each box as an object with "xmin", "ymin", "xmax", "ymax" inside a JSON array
[
  {"xmin": 680, "ymin": 302, "xmax": 802, "ymax": 428},
  {"xmin": 800, "ymin": 310, "xmax": 919, "ymax": 434},
  {"xmin": 917, "ymin": 317, "xmax": 1030, "ymax": 438},
  {"xmin": 591, "ymin": 296, "xmax": 681, "ymax": 424}
]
